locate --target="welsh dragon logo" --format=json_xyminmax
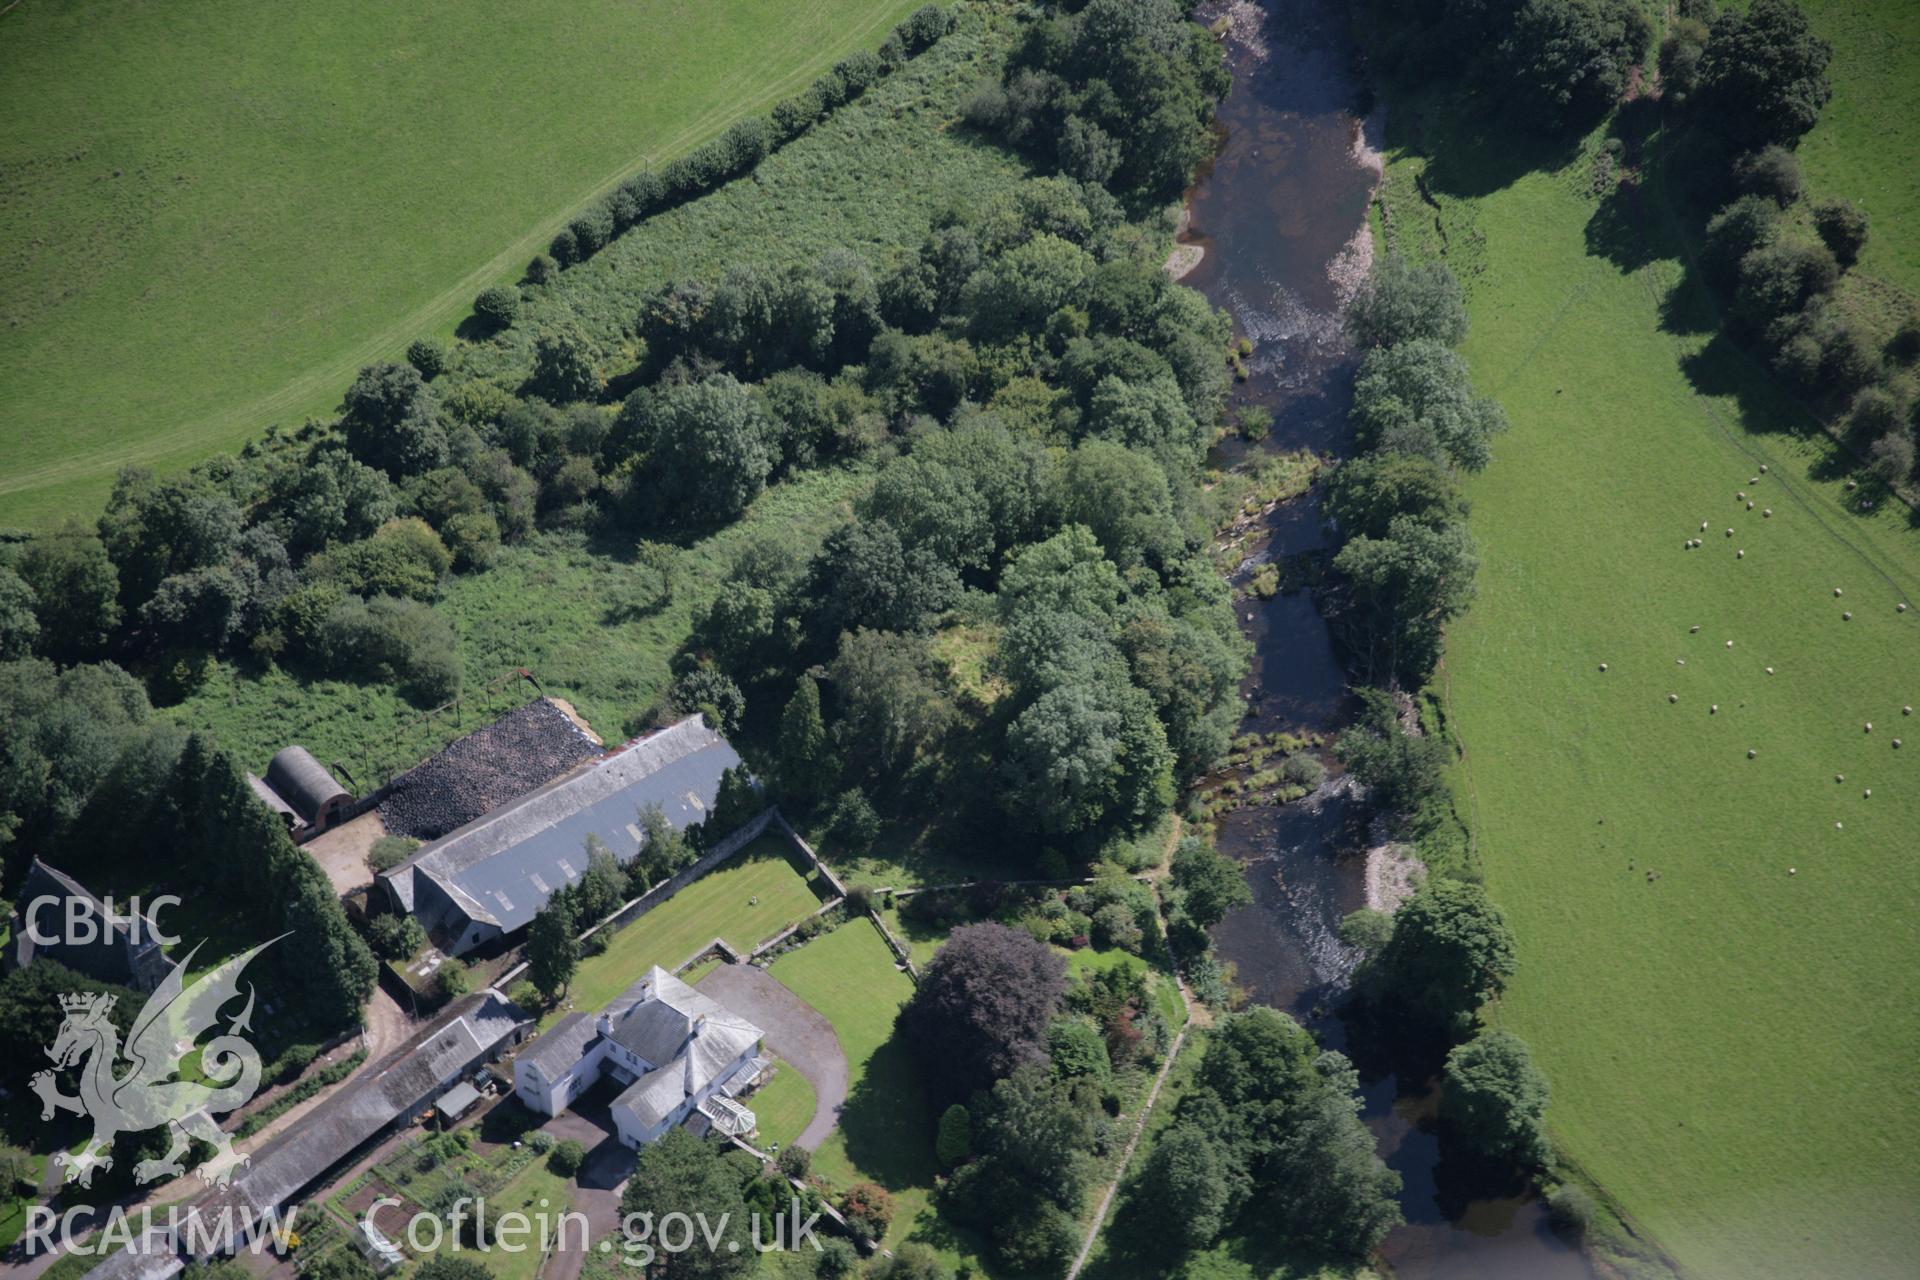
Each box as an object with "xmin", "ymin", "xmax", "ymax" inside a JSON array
[{"xmin": 32, "ymin": 938, "xmax": 279, "ymax": 1188}]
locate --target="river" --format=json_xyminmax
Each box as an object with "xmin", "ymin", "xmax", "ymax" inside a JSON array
[{"xmin": 1186, "ymin": 2, "xmax": 1600, "ymax": 1275}]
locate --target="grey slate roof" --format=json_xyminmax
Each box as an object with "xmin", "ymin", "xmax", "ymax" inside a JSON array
[
  {"xmin": 608, "ymin": 967, "xmax": 761, "ymax": 1129},
  {"xmin": 263, "ymin": 746, "xmax": 349, "ymax": 824},
  {"xmin": 194, "ymin": 990, "xmax": 526, "ymax": 1224},
  {"xmin": 83, "ymin": 1229, "xmax": 182, "ymax": 1280},
  {"xmin": 381, "ymin": 716, "xmax": 742, "ymax": 932},
  {"xmin": 10, "ymin": 859, "xmax": 167, "ymax": 991},
  {"xmin": 518, "ymin": 1010, "xmax": 599, "ymax": 1080}
]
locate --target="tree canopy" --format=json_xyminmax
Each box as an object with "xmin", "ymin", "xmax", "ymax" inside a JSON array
[
  {"xmin": 1365, "ymin": 877, "xmax": 1518, "ymax": 1034},
  {"xmin": 900, "ymin": 922, "xmax": 1067, "ymax": 1103},
  {"xmin": 1442, "ymin": 1029, "xmax": 1552, "ymax": 1165},
  {"xmin": 1696, "ymin": 0, "xmax": 1833, "ymax": 150}
]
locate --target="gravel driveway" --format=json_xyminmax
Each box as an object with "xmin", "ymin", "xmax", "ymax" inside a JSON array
[{"xmin": 696, "ymin": 963, "xmax": 848, "ymax": 1152}]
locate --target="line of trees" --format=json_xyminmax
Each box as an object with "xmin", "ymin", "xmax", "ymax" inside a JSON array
[
  {"xmin": 480, "ymin": 4, "xmax": 957, "ymax": 300},
  {"xmin": 1325, "ymin": 254, "xmax": 1494, "ymax": 688},
  {"xmin": 1106, "ymin": 1005, "xmax": 1403, "ymax": 1267},
  {"xmin": 1357, "ymin": 0, "xmax": 1918, "ymax": 486},
  {"xmin": 1664, "ymin": 1, "xmax": 1917, "ymax": 486}
]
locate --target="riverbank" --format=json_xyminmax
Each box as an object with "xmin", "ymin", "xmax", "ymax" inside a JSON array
[
  {"xmin": 1377, "ymin": 78, "xmax": 1920, "ymax": 1280},
  {"xmin": 1182, "ymin": 2, "xmax": 1605, "ymax": 1277}
]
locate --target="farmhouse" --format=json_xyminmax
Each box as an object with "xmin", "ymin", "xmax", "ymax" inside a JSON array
[
  {"xmin": 376, "ymin": 716, "xmax": 744, "ymax": 956},
  {"xmin": 514, "ymin": 965, "xmax": 767, "ymax": 1146},
  {"xmin": 5, "ymin": 858, "xmax": 170, "ymax": 993}
]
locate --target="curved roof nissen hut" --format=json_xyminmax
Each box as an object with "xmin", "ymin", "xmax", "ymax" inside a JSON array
[{"xmin": 264, "ymin": 746, "xmax": 352, "ymax": 829}]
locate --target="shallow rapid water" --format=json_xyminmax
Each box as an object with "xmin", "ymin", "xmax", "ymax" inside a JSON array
[{"xmin": 1189, "ymin": 3, "xmax": 1599, "ymax": 1275}]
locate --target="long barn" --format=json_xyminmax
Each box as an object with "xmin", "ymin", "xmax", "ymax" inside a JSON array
[{"xmin": 375, "ymin": 715, "xmax": 742, "ymax": 956}]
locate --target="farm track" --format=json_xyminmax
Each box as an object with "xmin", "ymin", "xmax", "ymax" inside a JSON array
[{"xmin": 0, "ymin": 0, "xmax": 908, "ymax": 505}]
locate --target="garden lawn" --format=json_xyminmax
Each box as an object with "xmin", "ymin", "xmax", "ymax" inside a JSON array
[
  {"xmin": 768, "ymin": 921, "xmax": 985, "ymax": 1269},
  {"xmin": 748, "ymin": 1059, "xmax": 817, "ymax": 1153},
  {"xmin": 546, "ymin": 837, "xmax": 822, "ymax": 1028},
  {"xmin": 0, "ymin": 0, "xmax": 925, "ymax": 526},
  {"xmin": 1380, "ymin": 96, "xmax": 1920, "ymax": 1280},
  {"xmin": 418, "ymin": 1159, "xmax": 572, "ymax": 1280},
  {"xmin": 877, "ymin": 904, "xmax": 949, "ymax": 967}
]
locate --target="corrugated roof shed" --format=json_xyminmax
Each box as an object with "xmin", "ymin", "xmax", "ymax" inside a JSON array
[
  {"xmin": 382, "ymin": 716, "xmax": 742, "ymax": 933},
  {"xmin": 264, "ymin": 746, "xmax": 349, "ymax": 825},
  {"xmin": 436, "ymin": 1080, "xmax": 482, "ymax": 1120},
  {"xmin": 246, "ymin": 772, "xmax": 304, "ymax": 830}
]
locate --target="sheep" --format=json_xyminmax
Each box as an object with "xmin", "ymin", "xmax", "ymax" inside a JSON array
[
  {"xmin": 1896, "ymin": 739, "xmax": 1904, "ymax": 749},
  {"xmin": 1836, "ymin": 773, "xmax": 1845, "ymax": 782},
  {"xmin": 1843, "ymin": 611, "xmax": 1853, "ymax": 621},
  {"xmin": 1690, "ymin": 625, "xmax": 1700, "ymax": 633},
  {"xmin": 1711, "ymin": 704, "xmax": 1720, "ymax": 714},
  {"xmin": 1864, "ymin": 789, "xmax": 1872, "ymax": 798},
  {"xmin": 1865, "ymin": 722, "xmax": 1873, "ymax": 733},
  {"xmin": 1905, "ymin": 706, "xmax": 1913, "ymax": 716},
  {"xmin": 1765, "ymin": 666, "xmax": 1775, "ymax": 675},
  {"xmin": 1747, "ymin": 501, "xmax": 1755, "ymax": 510},
  {"xmin": 1737, "ymin": 491, "xmax": 1747, "ymax": 501},
  {"xmin": 1747, "ymin": 749, "xmax": 1757, "ymax": 759},
  {"xmin": 1750, "ymin": 476, "xmax": 1760, "ymax": 484},
  {"xmin": 1899, "ymin": 603, "xmax": 1909, "ymax": 613},
  {"xmin": 1726, "ymin": 528, "xmax": 1735, "ymax": 537},
  {"xmin": 1760, "ymin": 465, "xmax": 1768, "ymax": 474},
  {"xmin": 1763, "ymin": 508, "xmax": 1773, "ymax": 518},
  {"xmin": 1598, "ymin": 663, "xmax": 1608, "ymax": 672},
  {"xmin": 1726, "ymin": 640, "xmax": 1735, "ymax": 648},
  {"xmin": 1669, "ymin": 693, "xmax": 1678, "ymax": 703},
  {"xmin": 1834, "ymin": 588, "xmax": 1844, "ymax": 597},
  {"xmin": 1738, "ymin": 550, "xmax": 1746, "ymax": 559},
  {"xmin": 1701, "ymin": 521, "xmax": 1709, "ymax": 531}
]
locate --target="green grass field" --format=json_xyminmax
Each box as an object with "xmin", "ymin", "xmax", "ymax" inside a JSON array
[
  {"xmin": 1380, "ymin": 89, "xmax": 1920, "ymax": 1280},
  {"xmin": 0, "ymin": 0, "xmax": 925, "ymax": 527},
  {"xmin": 1795, "ymin": 0, "xmax": 1920, "ymax": 295},
  {"xmin": 746, "ymin": 1058, "xmax": 818, "ymax": 1153},
  {"xmin": 768, "ymin": 921, "xmax": 986, "ymax": 1267},
  {"xmin": 165, "ymin": 6, "xmax": 1027, "ymax": 782},
  {"xmin": 543, "ymin": 836, "xmax": 823, "ymax": 1027}
]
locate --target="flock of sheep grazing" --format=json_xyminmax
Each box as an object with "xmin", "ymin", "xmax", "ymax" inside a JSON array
[{"xmin": 1594, "ymin": 465, "xmax": 1912, "ymax": 876}]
